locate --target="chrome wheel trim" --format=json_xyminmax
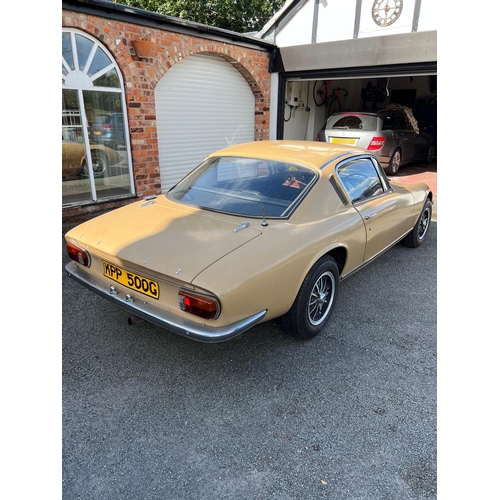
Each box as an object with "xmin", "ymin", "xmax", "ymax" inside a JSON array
[
  {"xmin": 392, "ymin": 150, "xmax": 401, "ymax": 170},
  {"xmin": 308, "ymin": 271, "xmax": 335, "ymax": 326},
  {"xmin": 417, "ymin": 206, "xmax": 431, "ymax": 240},
  {"xmin": 92, "ymin": 156, "xmax": 105, "ymax": 174}
]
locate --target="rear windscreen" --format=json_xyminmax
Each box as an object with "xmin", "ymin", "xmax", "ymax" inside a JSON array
[
  {"xmin": 326, "ymin": 114, "xmax": 378, "ymax": 131},
  {"xmin": 94, "ymin": 115, "xmax": 111, "ymax": 125}
]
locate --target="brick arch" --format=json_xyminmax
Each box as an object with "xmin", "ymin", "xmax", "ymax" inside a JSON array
[{"xmin": 148, "ymin": 45, "xmax": 268, "ymax": 101}]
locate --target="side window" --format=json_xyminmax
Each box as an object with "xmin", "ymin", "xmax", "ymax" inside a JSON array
[
  {"xmin": 398, "ymin": 113, "xmax": 411, "ymax": 131},
  {"xmin": 336, "ymin": 158, "xmax": 384, "ymax": 204},
  {"xmin": 382, "ymin": 114, "xmax": 396, "ymax": 130}
]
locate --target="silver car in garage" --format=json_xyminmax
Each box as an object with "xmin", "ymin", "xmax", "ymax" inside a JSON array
[{"xmin": 316, "ymin": 107, "xmax": 436, "ymax": 174}]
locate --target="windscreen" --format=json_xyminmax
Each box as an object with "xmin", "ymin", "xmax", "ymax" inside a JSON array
[
  {"xmin": 326, "ymin": 114, "xmax": 378, "ymax": 131},
  {"xmin": 168, "ymin": 156, "xmax": 317, "ymax": 218}
]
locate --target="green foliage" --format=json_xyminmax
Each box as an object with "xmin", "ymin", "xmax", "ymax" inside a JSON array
[{"xmin": 117, "ymin": 0, "xmax": 284, "ymax": 33}]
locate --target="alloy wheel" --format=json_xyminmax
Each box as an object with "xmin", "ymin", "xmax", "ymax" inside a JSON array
[{"xmin": 308, "ymin": 271, "xmax": 335, "ymax": 326}]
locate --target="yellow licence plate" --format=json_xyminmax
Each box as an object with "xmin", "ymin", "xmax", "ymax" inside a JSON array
[
  {"xmin": 103, "ymin": 260, "xmax": 159, "ymax": 299},
  {"xmin": 331, "ymin": 137, "xmax": 356, "ymax": 145},
  {"xmin": 94, "ymin": 131, "xmax": 101, "ymax": 135}
]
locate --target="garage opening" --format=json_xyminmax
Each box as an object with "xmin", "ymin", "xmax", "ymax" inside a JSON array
[{"xmin": 281, "ymin": 74, "xmax": 437, "ymax": 148}]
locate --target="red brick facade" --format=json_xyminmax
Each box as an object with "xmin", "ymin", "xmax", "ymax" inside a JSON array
[{"xmin": 62, "ymin": 9, "xmax": 271, "ymax": 222}]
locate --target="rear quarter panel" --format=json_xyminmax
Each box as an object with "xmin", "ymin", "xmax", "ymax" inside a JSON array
[
  {"xmin": 192, "ymin": 178, "xmax": 367, "ymax": 324},
  {"xmin": 391, "ymin": 181, "xmax": 431, "ymax": 224}
]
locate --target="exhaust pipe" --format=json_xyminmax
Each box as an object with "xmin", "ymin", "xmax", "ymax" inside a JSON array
[{"xmin": 127, "ymin": 315, "xmax": 144, "ymax": 326}]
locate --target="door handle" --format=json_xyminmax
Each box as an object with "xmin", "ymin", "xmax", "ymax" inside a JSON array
[{"xmin": 365, "ymin": 213, "xmax": 377, "ymax": 220}]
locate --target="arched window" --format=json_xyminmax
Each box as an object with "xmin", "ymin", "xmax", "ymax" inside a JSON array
[{"xmin": 62, "ymin": 28, "xmax": 134, "ymax": 206}]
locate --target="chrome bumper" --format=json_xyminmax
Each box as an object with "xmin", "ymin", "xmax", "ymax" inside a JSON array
[{"xmin": 65, "ymin": 262, "xmax": 267, "ymax": 343}]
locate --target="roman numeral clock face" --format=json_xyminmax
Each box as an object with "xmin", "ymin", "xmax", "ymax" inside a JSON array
[{"xmin": 372, "ymin": 0, "xmax": 403, "ymax": 27}]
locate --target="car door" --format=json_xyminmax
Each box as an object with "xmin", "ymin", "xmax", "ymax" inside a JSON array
[
  {"xmin": 336, "ymin": 157, "xmax": 414, "ymax": 261},
  {"xmin": 393, "ymin": 113, "xmax": 417, "ymax": 164}
]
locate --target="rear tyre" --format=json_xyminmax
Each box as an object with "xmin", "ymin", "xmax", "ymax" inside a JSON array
[
  {"xmin": 402, "ymin": 198, "xmax": 432, "ymax": 248},
  {"xmin": 384, "ymin": 149, "xmax": 401, "ymax": 175},
  {"xmin": 424, "ymin": 143, "xmax": 436, "ymax": 164},
  {"xmin": 82, "ymin": 152, "xmax": 108, "ymax": 176},
  {"xmin": 281, "ymin": 256, "xmax": 339, "ymax": 340}
]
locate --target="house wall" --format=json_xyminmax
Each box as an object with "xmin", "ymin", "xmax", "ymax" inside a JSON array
[
  {"xmin": 275, "ymin": 0, "xmax": 437, "ymax": 46},
  {"xmin": 62, "ymin": 9, "xmax": 272, "ymax": 221}
]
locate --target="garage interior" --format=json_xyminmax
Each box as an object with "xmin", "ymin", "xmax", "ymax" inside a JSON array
[{"xmin": 281, "ymin": 74, "xmax": 437, "ymax": 145}]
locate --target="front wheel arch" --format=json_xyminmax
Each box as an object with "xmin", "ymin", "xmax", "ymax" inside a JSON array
[{"xmin": 402, "ymin": 197, "xmax": 432, "ymax": 248}]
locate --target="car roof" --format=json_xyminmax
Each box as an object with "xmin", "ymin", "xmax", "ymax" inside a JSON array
[
  {"xmin": 330, "ymin": 111, "xmax": 378, "ymax": 117},
  {"xmin": 209, "ymin": 140, "xmax": 367, "ymax": 171}
]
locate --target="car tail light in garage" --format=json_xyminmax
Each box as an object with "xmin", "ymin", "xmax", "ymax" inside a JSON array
[
  {"xmin": 178, "ymin": 289, "xmax": 221, "ymax": 320},
  {"xmin": 367, "ymin": 136, "xmax": 386, "ymax": 150},
  {"xmin": 66, "ymin": 242, "xmax": 91, "ymax": 267}
]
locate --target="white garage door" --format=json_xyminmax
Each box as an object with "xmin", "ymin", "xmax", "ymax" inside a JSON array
[{"xmin": 155, "ymin": 53, "xmax": 255, "ymax": 190}]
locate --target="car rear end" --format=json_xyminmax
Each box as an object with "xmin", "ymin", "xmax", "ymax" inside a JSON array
[
  {"xmin": 90, "ymin": 113, "xmax": 124, "ymax": 147},
  {"xmin": 317, "ymin": 112, "xmax": 393, "ymax": 168}
]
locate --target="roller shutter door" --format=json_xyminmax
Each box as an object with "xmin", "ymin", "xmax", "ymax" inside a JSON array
[{"xmin": 155, "ymin": 53, "xmax": 255, "ymax": 190}]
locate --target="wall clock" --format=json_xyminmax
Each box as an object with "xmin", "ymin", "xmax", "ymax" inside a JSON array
[{"xmin": 372, "ymin": 0, "xmax": 403, "ymax": 27}]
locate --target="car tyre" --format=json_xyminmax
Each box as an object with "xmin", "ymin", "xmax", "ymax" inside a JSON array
[
  {"xmin": 425, "ymin": 143, "xmax": 436, "ymax": 164},
  {"xmin": 402, "ymin": 198, "xmax": 432, "ymax": 248},
  {"xmin": 384, "ymin": 148, "xmax": 401, "ymax": 175},
  {"xmin": 83, "ymin": 152, "xmax": 108, "ymax": 176},
  {"xmin": 281, "ymin": 255, "xmax": 339, "ymax": 340}
]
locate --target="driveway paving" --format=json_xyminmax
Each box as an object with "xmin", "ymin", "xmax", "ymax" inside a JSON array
[{"xmin": 62, "ymin": 218, "xmax": 437, "ymax": 500}]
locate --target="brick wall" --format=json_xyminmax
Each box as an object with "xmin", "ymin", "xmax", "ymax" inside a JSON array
[{"xmin": 62, "ymin": 9, "xmax": 271, "ymax": 221}]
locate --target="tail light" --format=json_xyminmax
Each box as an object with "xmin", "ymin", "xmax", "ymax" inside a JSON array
[
  {"xmin": 367, "ymin": 136, "xmax": 386, "ymax": 150},
  {"xmin": 100, "ymin": 125, "xmax": 113, "ymax": 130},
  {"xmin": 178, "ymin": 289, "xmax": 221, "ymax": 320},
  {"xmin": 66, "ymin": 242, "xmax": 91, "ymax": 267}
]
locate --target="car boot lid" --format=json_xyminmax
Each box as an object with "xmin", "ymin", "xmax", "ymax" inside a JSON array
[{"xmin": 65, "ymin": 196, "xmax": 262, "ymax": 283}]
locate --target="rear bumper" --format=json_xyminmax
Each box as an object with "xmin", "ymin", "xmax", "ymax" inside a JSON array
[{"xmin": 65, "ymin": 262, "xmax": 267, "ymax": 343}]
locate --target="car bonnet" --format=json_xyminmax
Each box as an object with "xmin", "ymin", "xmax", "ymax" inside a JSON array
[{"xmin": 65, "ymin": 197, "xmax": 262, "ymax": 283}]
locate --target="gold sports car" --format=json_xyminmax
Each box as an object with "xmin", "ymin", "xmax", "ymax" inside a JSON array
[
  {"xmin": 65, "ymin": 141, "xmax": 433, "ymax": 342},
  {"xmin": 62, "ymin": 140, "xmax": 122, "ymax": 180}
]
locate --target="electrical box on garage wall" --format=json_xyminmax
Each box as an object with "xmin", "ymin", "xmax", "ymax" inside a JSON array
[{"xmin": 287, "ymin": 81, "xmax": 301, "ymax": 107}]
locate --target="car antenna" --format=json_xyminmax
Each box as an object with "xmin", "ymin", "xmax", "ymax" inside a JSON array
[{"xmin": 260, "ymin": 199, "xmax": 268, "ymax": 227}]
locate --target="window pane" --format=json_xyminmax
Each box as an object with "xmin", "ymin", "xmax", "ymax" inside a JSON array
[
  {"xmin": 169, "ymin": 157, "xmax": 317, "ymax": 217},
  {"xmin": 62, "ymin": 89, "xmax": 93, "ymax": 204},
  {"xmin": 75, "ymin": 34, "xmax": 94, "ymax": 71},
  {"xmin": 93, "ymin": 68, "xmax": 120, "ymax": 88},
  {"xmin": 62, "ymin": 32, "xmax": 74, "ymax": 71},
  {"xmin": 326, "ymin": 114, "xmax": 377, "ymax": 131},
  {"xmin": 88, "ymin": 47, "xmax": 113, "ymax": 78},
  {"xmin": 337, "ymin": 159, "xmax": 383, "ymax": 204},
  {"xmin": 83, "ymin": 91, "xmax": 131, "ymax": 199}
]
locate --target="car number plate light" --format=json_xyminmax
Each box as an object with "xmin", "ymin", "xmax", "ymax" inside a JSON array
[{"xmin": 102, "ymin": 260, "xmax": 159, "ymax": 299}]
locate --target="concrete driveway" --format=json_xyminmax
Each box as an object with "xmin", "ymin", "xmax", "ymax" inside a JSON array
[
  {"xmin": 62, "ymin": 217, "xmax": 437, "ymax": 499},
  {"xmin": 390, "ymin": 157, "xmax": 437, "ymax": 221}
]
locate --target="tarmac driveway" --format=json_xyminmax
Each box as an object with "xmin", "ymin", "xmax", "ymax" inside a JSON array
[{"xmin": 62, "ymin": 220, "xmax": 437, "ymax": 499}]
